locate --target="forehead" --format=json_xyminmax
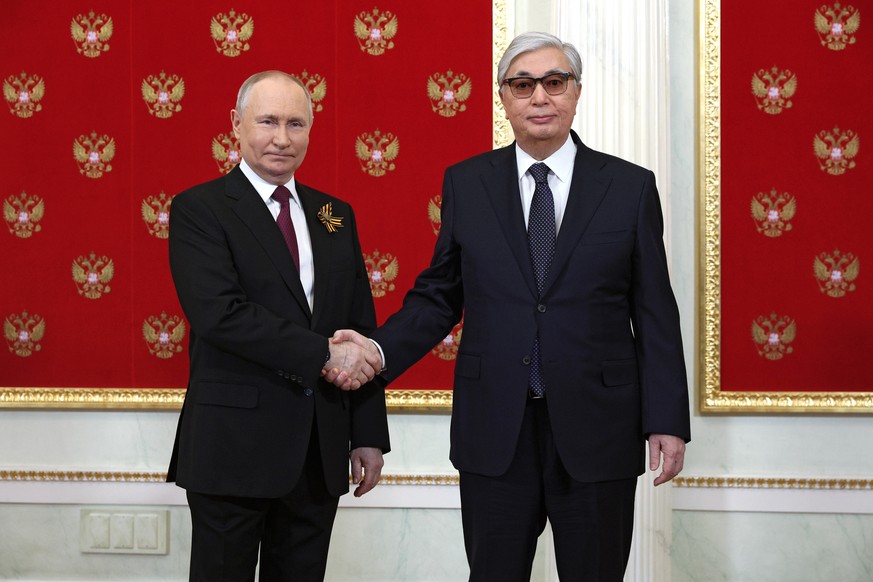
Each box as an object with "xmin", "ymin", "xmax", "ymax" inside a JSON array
[
  {"xmin": 507, "ymin": 47, "xmax": 571, "ymax": 76},
  {"xmin": 245, "ymin": 77, "xmax": 308, "ymax": 116}
]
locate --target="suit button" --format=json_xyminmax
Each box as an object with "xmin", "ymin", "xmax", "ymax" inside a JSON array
[
  {"xmin": 290, "ymin": 375, "xmax": 298, "ymax": 382},
  {"xmin": 304, "ymin": 388, "xmax": 313, "ymax": 397},
  {"xmin": 522, "ymin": 356, "xmax": 531, "ymax": 365},
  {"xmin": 537, "ymin": 304, "xmax": 546, "ymax": 313},
  {"xmin": 277, "ymin": 369, "xmax": 285, "ymax": 377},
  {"xmin": 284, "ymin": 372, "xmax": 291, "ymax": 379}
]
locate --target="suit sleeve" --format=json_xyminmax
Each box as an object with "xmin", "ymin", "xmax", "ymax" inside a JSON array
[
  {"xmin": 370, "ymin": 167, "xmax": 465, "ymax": 383},
  {"xmin": 345, "ymin": 206, "xmax": 391, "ymax": 452},
  {"xmin": 169, "ymin": 191, "xmax": 326, "ymax": 381},
  {"xmin": 629, "ymin": 172, "xmax": 691, "ymax": 442}
]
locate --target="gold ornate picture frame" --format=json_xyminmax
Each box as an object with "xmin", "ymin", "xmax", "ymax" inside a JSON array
[{"xmin": 698, "ymin": 0, "xmax": 873, "ymax": 414}]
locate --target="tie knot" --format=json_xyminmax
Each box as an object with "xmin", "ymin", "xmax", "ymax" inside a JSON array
[
  {"xmin": 271, "ymin": 185, "xmax": 292, "ymax": 205},
  {"xmin": 528, "ymin": 163, "xmax": 550, "ymax": 185}
]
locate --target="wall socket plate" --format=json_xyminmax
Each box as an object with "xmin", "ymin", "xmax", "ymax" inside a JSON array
[{"xmin": 79, "ymin": 507, "xmax": 169, "ymax": 554}]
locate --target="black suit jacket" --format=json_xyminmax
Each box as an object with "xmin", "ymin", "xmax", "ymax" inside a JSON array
[
  {"xmin": 167, "ymin": 166, "xmax": 389, "ymax": 498},
  {"xmin": 372, "ymin": 131, "xmax": 689, "ymax": 482}
]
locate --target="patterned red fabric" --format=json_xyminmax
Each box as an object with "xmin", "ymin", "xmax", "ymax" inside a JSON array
[
  {"xmin": 720, "ymin": 2, "xmax": 871, "ymax": 392},
  {"xmin": 1, "ymin": 1, "xmax": 492, "ymax": 390}
]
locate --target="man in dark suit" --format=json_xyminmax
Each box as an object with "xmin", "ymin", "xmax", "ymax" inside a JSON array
[
  {"xmin": 167, "ymin": 71, "xmax": 389, "ymax": 582},
  {"xmin": 329, "ymin": 32, "xmax": 690, "ymax": 581}
]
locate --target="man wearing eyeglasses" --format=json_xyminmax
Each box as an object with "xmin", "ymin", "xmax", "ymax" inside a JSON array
[{"xmin": 328, "ymin": 31, "xmax": 690, "ymax": 581}]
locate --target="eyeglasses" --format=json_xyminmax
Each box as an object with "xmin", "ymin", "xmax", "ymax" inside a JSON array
[{"xmin": 502, "ymin": 72, "xmax": 574, "ymax": 99}]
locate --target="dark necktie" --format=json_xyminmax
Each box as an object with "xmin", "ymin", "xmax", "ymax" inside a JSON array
[
  {"xmin": 271, "ymin": 185, "xmax": 300, "ymax": 271},
  {"xmin": 527, "ymin": 162, "xmax": 556, "ymax": 398}
]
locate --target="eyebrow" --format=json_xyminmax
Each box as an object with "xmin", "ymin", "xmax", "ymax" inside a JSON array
[{"xmin": 510, "ymin": 68, "xmax": 567, "ymax": 77}]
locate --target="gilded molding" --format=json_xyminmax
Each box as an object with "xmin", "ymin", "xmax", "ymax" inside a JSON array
[
  {"xmin": 0, "ymin": 388, "xmax": 451, "ymax": 411},
  {"xmin": 0, "ymin": 470, "xmax": 460, "ymax": 486},
  {"xmin": 674, "ymin": 476, "xmax": 873, "ymax": 490},
  {"xmin": 492, "ymin": 0, "xmax": 511, "ymax": 148},
  {"xmin": 697, "ymin": 0, "xmax": 873, "ymax": 413},
  {"xmin": 7, "ymin": 471, "xmax": 870, "ymax": 491}
]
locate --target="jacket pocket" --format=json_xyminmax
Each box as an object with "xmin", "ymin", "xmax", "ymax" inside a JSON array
[
  {"xmin": 194, "ymin": 382, "xmax": 258, "ymax": 408},
  {"xmin": 601, "ymin": 359, "xmax": 638, "ymax": 387}
]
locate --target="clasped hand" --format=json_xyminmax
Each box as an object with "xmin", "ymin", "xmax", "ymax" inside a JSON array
[{"xmin": 321, "ymin": 330, "xmax": 381, "ymax": 391}]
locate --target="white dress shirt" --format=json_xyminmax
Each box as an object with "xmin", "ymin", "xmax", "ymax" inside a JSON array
[
  {"xmin": 239, "ymin": 160, "xmax": 315, "ymax": 310},
  {"xmin": 514, "ymin": 134, "xmax": 577, "ymax": 234}
]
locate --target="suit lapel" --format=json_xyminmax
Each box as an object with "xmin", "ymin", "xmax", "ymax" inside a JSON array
[
  {"xmin": 542, "ymin": 134, "xmax": 612, "ymax": 297},
  {"xmin": 225, "ymin": 167, "xmax": 312, "ymax": 319},
  {"xmin": 481, "ymin": 145, "xmax": 539, "ymax": 299}
]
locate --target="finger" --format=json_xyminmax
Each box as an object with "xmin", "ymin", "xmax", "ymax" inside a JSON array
[
  {"xmin": 648, "ymin": 438, "xmax": 662, "ymax": 472},
  {"xmin": 351, "ymin": 455, "xmax": 363, "ymax": 485}
]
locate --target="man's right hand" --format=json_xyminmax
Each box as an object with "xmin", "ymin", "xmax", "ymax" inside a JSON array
[{"xmin": 322, "ymin": 332, "xmax": 381, "ymax": 390}]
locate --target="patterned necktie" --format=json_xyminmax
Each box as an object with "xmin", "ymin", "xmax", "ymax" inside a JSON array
[
  {"xmin": 271, "ymin": 185, "xmax": 300, "ymax": 271},
  {"xmin": 527, "ymin": 162, "xmax": 556, "ymax": 397}
]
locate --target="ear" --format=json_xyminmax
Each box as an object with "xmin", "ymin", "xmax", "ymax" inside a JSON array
[{"xmin": 230, "ymin": 109, "xmax": 241, "ymax": 138}]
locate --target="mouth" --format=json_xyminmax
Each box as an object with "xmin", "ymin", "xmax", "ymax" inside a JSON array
[{"xmin": 527, "ymin": 114, "xmax": 555, "ymax": 124}]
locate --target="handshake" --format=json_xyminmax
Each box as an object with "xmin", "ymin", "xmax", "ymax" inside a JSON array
[{"xmin": 321, "ymin": 330, "xmax": 382, "ymax": 391}]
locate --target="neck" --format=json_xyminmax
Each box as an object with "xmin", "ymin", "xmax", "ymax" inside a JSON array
[{"xmin": 517, "ymin": 137, "xmax": 567, "ymax": 161}]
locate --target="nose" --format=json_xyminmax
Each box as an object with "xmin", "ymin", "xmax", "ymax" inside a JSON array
[
  {"xmin": 273, "ymin": 125, "xmax": 292, "ymax": 147},
  {"xmin": 530, "ymin": 81, "xmax": 550, "ymax": 103}
]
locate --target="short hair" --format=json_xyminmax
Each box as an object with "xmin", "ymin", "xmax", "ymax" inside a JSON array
[
  {"xmin": 235, "ymin": 70, "xmax": 313, "ymax": 121},
  {"xmin": 497, "ymin": 32, "xmax": 583, "ymax": 94}
]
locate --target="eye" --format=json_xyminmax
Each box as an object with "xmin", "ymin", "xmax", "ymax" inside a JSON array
[{"xmin": 512, "ymin": 79, "xmax": 532, "ymax": 90}]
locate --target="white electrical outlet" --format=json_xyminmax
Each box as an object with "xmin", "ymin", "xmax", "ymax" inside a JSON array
[{"xmin": 80, "ymin": 507, "xmax": 169, "ymax": 554}]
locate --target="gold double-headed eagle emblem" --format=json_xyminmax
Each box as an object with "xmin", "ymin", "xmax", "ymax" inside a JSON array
[
  {"xmin": 212, "ymin": 133, "xmax": 241, "ymax": 174},
  {"xmin": 210, "ymin": 10, "xmax": 254, "ymax": 57},
  {"xmin": 142, "ymin": 312, "xmax": 186, "ymax": 359},
  {"xmin": 814, "ymin": 249, "xmax": 860, "ymax": 298},
  {"xmin": 815, "ymin": 3, "xmax": 860, "ymax": 50},
  {"xmin": 750, "ymin": 189, "xmax": 795, "ymax": 237},
  {"xmin": 4, "ymin": 192, "xmax": 44, "ymax": 238},
  {"xmin": 72, "ymin": 252, "xmax": 114, "ymax": 300},
  {"xmin": 354, "ymin": 8, "xmax": 398, "ymax": 55},
  {"xmin": 751, "ymin": 67, "xmax": 796, "ymax": 115},
  {"xmin": 73, "ymin": 132, "xmax": 115, "ymax": 179},
  {"xmin": 292, "ymin": 71, "xmax": 327, "ymax": 113},
  {"xmin": 142, "ymin": 192, "xmax": 174, "ymax": 239},
  {"xmin": 355, "ymin": 130, "xmax": 399, "ymax": 177},
  {"xmin": 70, "ymin": 11, "xmax": 113, "ymax": 57},
  {"xmin": 3, "ymin": 72, "xmax": 44, "ymax": 118},
  {"xmin": 751, "ymin": 313, "xmax": 796, "ymax": 360},
  {"xmin": 4, "ymin": 311, "xmax": 45, "ymax": 358},
  {"xmin": 365, "ymin": 250, "xmax": 399, "ymax": 298},
  {"xmin": 431, "ymin": 322, "xmax": 463, "ymax": 361},
  {"xmin": 813, "ymin": 127, "xmax": 859, "ymax": 175},
  {"xmin": 427, "ymin": 71, "xmax": 472, "ymax": 117},
  {"xmin": 427, "ymin": 195, "xmax": 442, "ymax": 236},
  {"xmin": 142, "ymin": 71, "xmax": 185, "ymax": 118}
]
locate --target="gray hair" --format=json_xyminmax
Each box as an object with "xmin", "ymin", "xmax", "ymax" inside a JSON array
[
  {"xmin": 497, "ymin": 32, "xmax": 583, "ymax": 93},
  {"xmin": 235, "ymin": 70, "xmax": 313, "ymax": 121}
]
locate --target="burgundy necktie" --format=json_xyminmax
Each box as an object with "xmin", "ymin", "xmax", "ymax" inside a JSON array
[{"xmin": 271, "ymin": 185, "xmax": 300, "ymax": 271}]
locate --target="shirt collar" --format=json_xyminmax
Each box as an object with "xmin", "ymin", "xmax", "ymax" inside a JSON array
[
  {"xmin": 514, "ymin": 134, "xmax": 577, "ymax": 184},
  {"xmin": 239, "ymin": 159, "xmax": 299, "ymax": 206}
]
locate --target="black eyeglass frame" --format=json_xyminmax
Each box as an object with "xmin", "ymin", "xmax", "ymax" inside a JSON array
[{"xmin": 501, "ymin": 71, "xmax": 575, "ymax": 98}]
